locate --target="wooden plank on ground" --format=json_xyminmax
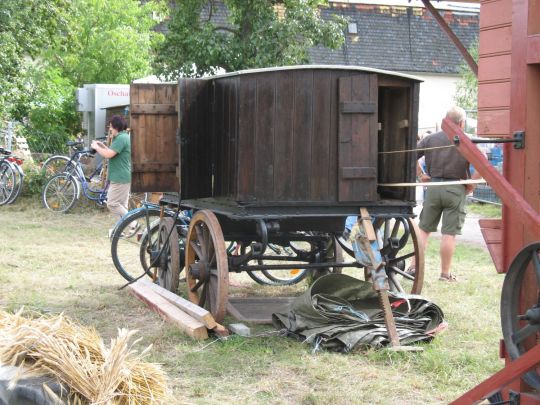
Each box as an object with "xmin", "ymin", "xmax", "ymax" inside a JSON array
[
  {"xmin": 139, "ymin": 279, "xmax": 217, "ymax": 329},
  {"xmin": 128, "ymin": 281, "xmax": 208, "ymax": 340}
]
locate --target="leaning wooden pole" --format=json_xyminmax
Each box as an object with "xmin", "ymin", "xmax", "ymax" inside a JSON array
[
  {"xmin": 442, "ymin": 118, "xmax": 540, "ymax": 238},
  {"xmin": 422, "ymin": 0, "xmax": 478, "ymax": 77}
]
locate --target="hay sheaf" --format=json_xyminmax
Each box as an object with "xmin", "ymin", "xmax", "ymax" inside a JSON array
[{"xmin": 0, "ymin": 309, "xmax": 169, "ymax": 404}]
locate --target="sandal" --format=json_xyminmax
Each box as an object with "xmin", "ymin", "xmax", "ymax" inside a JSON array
[
  {"xmin": 406, "ymin": 266, "xmax": 416, "ymax": 277},
  {"xmin": 439, "ymin": 274, "xmax": 457, "ymax": 282}
]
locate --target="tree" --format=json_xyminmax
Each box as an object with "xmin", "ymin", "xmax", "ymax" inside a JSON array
[
  {"xmin": 154, "ymin": 0, "xmax": 346, "ymax": 79},
  {"xmin": 454, "ymin": 41, "xmax": 478, "ymax": 113},
  {"xmin": 8, "ymin": 0, "xmax": 167, "ymax": 153},
  {"xmin": 0, "ymin": 0, "xmax": 69, "ymax": 119}
]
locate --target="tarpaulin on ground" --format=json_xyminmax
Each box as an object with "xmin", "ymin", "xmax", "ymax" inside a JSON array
[{"xmin": 272, "ymin": 274, "xmax": 445, "ymax": 352}]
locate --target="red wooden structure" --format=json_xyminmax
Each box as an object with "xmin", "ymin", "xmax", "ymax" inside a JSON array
[{"xmin": 423, "ymin": 0, "xmax": 540, "ymax": 402}]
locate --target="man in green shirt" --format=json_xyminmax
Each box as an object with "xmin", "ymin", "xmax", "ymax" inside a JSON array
[{"xmin": 91, "ymin": 115, "xmax": 132, "ymax": 232}]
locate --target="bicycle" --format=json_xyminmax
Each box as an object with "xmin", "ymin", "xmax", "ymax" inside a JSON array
[
  {"xmin": 0, "ymin": 147, "xmax": 24, "ymax": 205},
  {"xmin": 41, "ymin": 146, "xmax": 106, "ymax": 212},
  {"xmin": 110, "ymin": 203, "xmax": 190, "ymax": 290}
]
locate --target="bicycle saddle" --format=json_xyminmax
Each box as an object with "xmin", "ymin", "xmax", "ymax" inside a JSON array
[{"xmin": 0, "ymin": 148, "xmax": 12, "ymax": 156}]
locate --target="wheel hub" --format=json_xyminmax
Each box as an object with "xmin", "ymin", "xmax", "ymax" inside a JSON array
[{"xmin": 190, "ymin": 260, "xmax": 210, "ymax": 281}]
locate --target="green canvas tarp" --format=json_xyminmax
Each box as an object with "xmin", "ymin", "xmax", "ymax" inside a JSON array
[{"xmin": 272, "ymin": 274, "xmax": 445, "ymax": 352}]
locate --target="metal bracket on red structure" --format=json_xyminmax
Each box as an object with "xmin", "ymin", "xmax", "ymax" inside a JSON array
[{"xmin": 442, "ymin": 118, "xmax": 540, "ymax": 404}]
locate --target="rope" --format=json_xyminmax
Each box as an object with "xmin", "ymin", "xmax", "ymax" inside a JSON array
[
  {"xmin": 378, "ymin": 144, "xmax": 455, "ymax": 154},
  {"xmin": 379, "ymin": 179, "xmax": 486, "ymax": 187}
]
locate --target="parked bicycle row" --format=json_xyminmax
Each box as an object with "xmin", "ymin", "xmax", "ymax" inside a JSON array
[
  {"xmin": 0, "ymin": 147, "xmax": 25, "ymax": 205},
  {"xmin": 0, "ymin": 140, "xmax": 144, "ymax": 213}
]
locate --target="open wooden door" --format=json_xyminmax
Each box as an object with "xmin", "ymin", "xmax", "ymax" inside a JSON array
[
  {"xmin": 130, "ymin": 83, "xmax": 178, "ymax": 192},
  {"xmin": 337, "ymin": 74, "xmax": 378, "ymax": 202}
]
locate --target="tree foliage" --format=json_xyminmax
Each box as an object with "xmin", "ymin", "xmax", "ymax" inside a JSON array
[
  {"xmin": 0, "ymin": 0, "xmax": 69, "ymax": 119},
  {"xmin": 154, "ymin": 0, "xmax": 346, "ymax": 79},
  {"xmin": 454, "ymin": 41, "xmax": 478, "ymax": 113},
  {"xmin": 2, "ymin": 0, "xmax": 166, "ymax": 153}
]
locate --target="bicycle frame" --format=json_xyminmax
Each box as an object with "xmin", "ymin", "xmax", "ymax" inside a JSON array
[{"xmin": 61, "ymin": 150, "xmax": 108, "ymax": 205}]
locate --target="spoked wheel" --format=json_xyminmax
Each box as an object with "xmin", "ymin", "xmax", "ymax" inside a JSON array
[
  {"xmin": 0, "ymin": 161, "xmax": 16, "ymax": 205},
  {"xmin": 336, "ymin": 216, "xmax": 424, "ymax": 294},
  {"xmin": 185, "ymin": 210, "xmax": 229, "ymax": 323},
  {"xmin": 42, "ymin": 173, "xmax": 79, "ymax": 212},
  {"xmin": 374, "ymin": 216, "xmax": 424, "ymax": 295},
  {"xmin": 501, "ymin": 242, "xmax": 540, "ymax": 390},
  {"xmin": 42, "ymin": 156, "xmax": 72, "ymax": 178},
  {"xmin": 110, "ymin": 206, "xmax": 188, "ymax": 282},
  {"xmin": 156, "ymin": 217, "xmax": 180, "ymax": 292}
]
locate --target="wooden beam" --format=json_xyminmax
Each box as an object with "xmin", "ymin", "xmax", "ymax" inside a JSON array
[
  {"xmin": 450, "ymin": 344, "xmax": 540, "ymax": 404},
  {"xmin": 131, "ymin": 103, "xmax": 177, "ymax": 115},
  {"xmin": 128, "ymin": 281, "xmax": 208, "ymax": 340},
  {"xmin": 442, "ymin": 118, "xmax": 540, "ymax": 239},
  {"xmin": 421, "ymin": 0, "xmax": 478, "ymax": 77},
  {"xmin": 139, "ymin": 279, "xmax": 217, "ymax": 329}
]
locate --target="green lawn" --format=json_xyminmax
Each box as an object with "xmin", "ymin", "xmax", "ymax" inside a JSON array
[{"xmin": 0, "ymin": 198, "xmax": 504, "ymax": 404}]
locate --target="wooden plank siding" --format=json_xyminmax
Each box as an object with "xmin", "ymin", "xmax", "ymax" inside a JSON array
[
  {"xmin": 179, "ymin": 79, "xmax": 212, "ymax": 199},
  {"xmin": 130, "ymin": 83, "xmax": 178, "ymax": 192},
  {"xmin": 133, "ymin": 67, "xmax": 420, "ymax": 207},
  {"xmin": 478, "ymin": 0, "xmax": 512, "ymax": 137}
]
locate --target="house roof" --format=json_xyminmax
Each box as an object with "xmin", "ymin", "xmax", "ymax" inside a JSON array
[{"xmin": 312, "ymin": 2, "xmax": 479, "ymax": 74}]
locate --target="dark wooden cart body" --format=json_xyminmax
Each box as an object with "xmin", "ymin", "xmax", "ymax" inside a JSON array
[{"xmin": 130, "ymin": 65, "xmax": 421, "ymax": 234}]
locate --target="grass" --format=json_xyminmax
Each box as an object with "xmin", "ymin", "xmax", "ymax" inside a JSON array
[
  {"xmin": 466, "ymin": 199, "xmax": 502, "ymax": 218},
  {"xmin": 0, "ymin": 198, "xmax": 504, "ymax": 404}
]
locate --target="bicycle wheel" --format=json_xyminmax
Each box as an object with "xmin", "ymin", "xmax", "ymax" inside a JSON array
[
  {"xmin": 7, "ymin": 163, "xmax": 24, "ymax": 204},
  {"xmin": 41, "ymin": 156, "xmax": 72, "ymax": 177},
  {"xmin": 42, "ymin": 173, "xmax": 78, "ymax": 212},
  {"xmin": 110, "ymin": 206, "xmax": 187, "ymax": 282},
  {"xmin": 0, "ymin": 161, "xmax": 16, "ymax": 205}
]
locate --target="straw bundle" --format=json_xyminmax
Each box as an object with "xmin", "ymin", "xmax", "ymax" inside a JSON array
[{"xmin": 0, "ymin": 309, "xmax": 170, "ymax": 404}]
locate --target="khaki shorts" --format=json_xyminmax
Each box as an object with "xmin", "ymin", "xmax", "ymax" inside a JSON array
[{"xmin": 419, "ymin": 184, "xmax": 467, "ymax": 235}]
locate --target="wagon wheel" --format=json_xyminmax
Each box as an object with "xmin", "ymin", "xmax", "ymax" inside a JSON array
[
  {"xmin": 336, "ymin": 216, "xmax": 424, "ymax": 294},
  {"xmin": 156, "ymin": 217, "xmax": 180, "ymax": 292},
  {"xmin": 376, "ymin": 217, "xmax": 424, "ymax": 295},
  {"xmin": 185, "ymin": 210, "xmax": 229, "ymax": 323},
  {"xmin": 500, "ymin": 242, "xmax": 540, "ymax": 390}
]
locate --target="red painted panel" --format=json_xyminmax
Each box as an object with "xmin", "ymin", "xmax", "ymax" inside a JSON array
[
  {"xmin": 478, "ymin": 54, "xmax": 512, "ymax": 81},
  {"xmin": 480, "ymin": 26, "xmax": 512, "ymax": 56},
  {"xmin": 477, "ymin": 108, "xmax": 510, "ymax": 136},
  {"xmin": 480, "ymin": 0, "xmax": 512, "ymax": 29},
  {"xmin": 479, "ymin": 219, "xmax": 503, "ymax": 274},
  {"xmin": 526, "ymin": 34, "xmax": 540, "ymax": 64},
  {"xmin": 478, "ymin": 81, "xmax": 511, "ymax": 109}
]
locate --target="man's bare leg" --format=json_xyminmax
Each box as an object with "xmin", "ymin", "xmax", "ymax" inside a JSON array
[{"xmin": 440, "ymin": 234, "xmax": 456, "ymax": 277}]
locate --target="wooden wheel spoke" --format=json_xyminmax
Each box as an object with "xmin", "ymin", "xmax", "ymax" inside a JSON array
[
  {"xmin": 190, "ymin": 278, "xmax": 204, "ymax": 293},
  {"xmin": 512, "ymin": 323, "xmax": 540, "ymax": 345},
  {"xmin": 195, "ymin": 224, "xmax": 208, "ymax": 258},
  {"xmin": 190, "ymin": 241, "xmax": 203, "ymax": 260},
  {"xmin": 389, "ymin": 251, "xmax": 415, "ymax": 263},
  {"xmin": 199, "ymin": 283, "xmax": 208, "ymax": 307},
  {"xmin": 208, "ymin": 250, "xmax": 216, "ymax": 267}
]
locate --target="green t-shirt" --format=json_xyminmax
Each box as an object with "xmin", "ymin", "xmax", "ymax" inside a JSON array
[{"xmin": 108, "ymin": 131, "xmax": 131, "ymax": 183}]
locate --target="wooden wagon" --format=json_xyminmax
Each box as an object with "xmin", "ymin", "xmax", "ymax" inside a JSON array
[{"xmin": 129, "ymin": 65, "xmax": 424, "ymax": 324}]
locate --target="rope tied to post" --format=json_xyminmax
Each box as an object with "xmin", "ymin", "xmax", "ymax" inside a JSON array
[{"xmin": 378, "ymin": 144, "xmax": 456, "ymax": 154}]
